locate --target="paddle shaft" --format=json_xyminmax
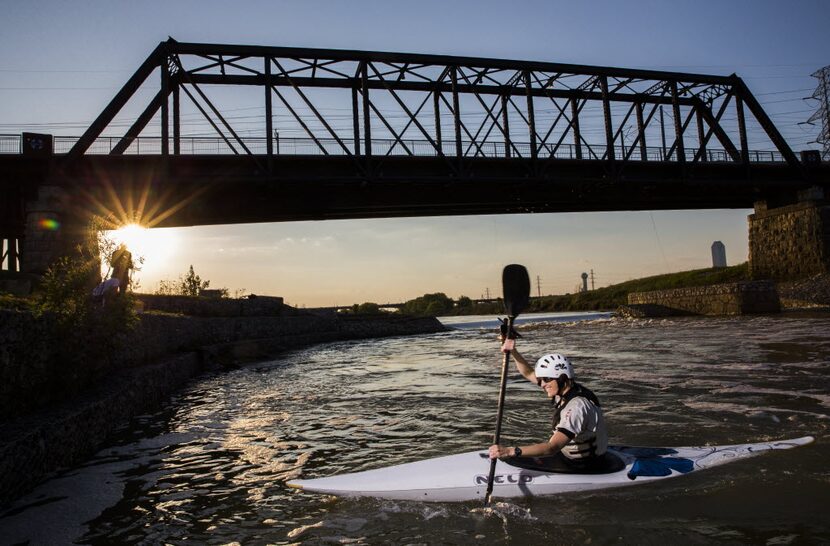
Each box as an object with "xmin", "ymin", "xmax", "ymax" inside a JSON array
[{"xmin": 484, "ymin": 315, "xmax": 515, "ymax": 506}]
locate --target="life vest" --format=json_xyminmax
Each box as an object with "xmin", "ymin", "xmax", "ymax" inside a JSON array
[{"xmin": 551, "ymin": 383, "xmax": 603, "ymax": 459}]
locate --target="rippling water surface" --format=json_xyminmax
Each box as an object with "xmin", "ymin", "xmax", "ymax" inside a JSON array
[{"xmin": 2, "ymin": 312, "xmax": 829, "ymax": 544}]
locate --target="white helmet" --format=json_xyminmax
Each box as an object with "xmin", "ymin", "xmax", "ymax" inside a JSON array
[{"xmin": 534, "ymin": 353, "xmax": 574, "ymax": 380}]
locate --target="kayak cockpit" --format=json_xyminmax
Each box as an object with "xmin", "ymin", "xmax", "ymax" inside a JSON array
[{"xmin": 502, "ymin": 452, "xmax": 626, "ymax": 475}]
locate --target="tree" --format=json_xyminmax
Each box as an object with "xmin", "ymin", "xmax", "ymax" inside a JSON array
[
  {"xmin": 351, "ymin": 302, "xmax": 382, "ymax": 314},
  {"xmin": 401, "ymin": 292, "xmax": 454, "ymax": 316},
  {"xmin": 154, "ymin": 266, "xmax": 218, "ymax": 297},
  {"xmin": 180, "ymin": 265, "xmax": 209, "ymax": 296},
  {"xmin": 456, "ymin": 295, "xmax": 473, "ymax": 309},
  {"xmin": 154, "ymin": 279, "xmax": 178, "ymax": 295}
]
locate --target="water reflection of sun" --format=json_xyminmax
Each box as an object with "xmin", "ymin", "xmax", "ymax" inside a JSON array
[{"xmin": 106, "ymin": 223, "xmax": 180, "ymax": 279}]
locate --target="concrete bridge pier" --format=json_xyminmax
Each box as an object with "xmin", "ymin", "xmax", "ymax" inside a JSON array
[
  {"xmin": 748, "ymin": 188, "xmax": 830, "ymax": 280},
  {"xmin": 4, "ymin": 185, "xmax": 92, "ymax": 294},
  {"xmin": 22, "ymin": 186, "xmax": 68, "ymax": 274}
]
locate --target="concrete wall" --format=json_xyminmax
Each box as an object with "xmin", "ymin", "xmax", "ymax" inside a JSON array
[
  {"xmin": 749, "ymin": 202, "xmax": 830, "ymax": 281},
  {"xmin": 627, "ymin": 281, "xmax": 780, "ymax": 316}
]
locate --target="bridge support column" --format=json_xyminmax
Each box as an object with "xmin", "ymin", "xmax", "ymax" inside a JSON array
[
  {"xmin": 0, "ymin": 185, "xmax": 26, "ymax": 293},
  {"xmin": 22, "ymin": 186, "xmax": 68, "ymax": 276},
  {"xmin": 748, "ymin": 190, "xmax": 830, "ymax": 281},
  {"xmin": 18, "ymin": 186, "xmax": 91, "ymax": 289}
]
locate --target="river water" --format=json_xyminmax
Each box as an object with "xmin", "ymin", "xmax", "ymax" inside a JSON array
[{"xmin": 1, "ymin": 312, "xmax": 829, "ymax": 545}]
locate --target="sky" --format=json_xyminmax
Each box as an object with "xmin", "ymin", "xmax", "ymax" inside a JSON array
[{"xmin": 1, "ymin": 0, "xmax": 828, "ymax": 306}]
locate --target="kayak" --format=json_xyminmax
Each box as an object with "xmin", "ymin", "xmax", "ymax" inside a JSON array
[{"xmin": 286, "ymin": 436, "xmax": 814, "ymax": 502}]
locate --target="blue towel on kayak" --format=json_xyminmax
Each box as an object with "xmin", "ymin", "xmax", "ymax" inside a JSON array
[{"xmin": 627, "ymin": 457, "xmax": 694, "ymax": 480}]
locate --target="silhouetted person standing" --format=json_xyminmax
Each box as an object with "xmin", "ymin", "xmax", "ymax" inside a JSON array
[{"xmin": 110, "ymin": 243, "xmax": 133, "ymax": 295}]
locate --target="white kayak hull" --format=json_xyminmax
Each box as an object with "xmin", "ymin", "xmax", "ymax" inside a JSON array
[{"xmin": 286, "ymin": 436, "xmax": 814, "ymax": 502}]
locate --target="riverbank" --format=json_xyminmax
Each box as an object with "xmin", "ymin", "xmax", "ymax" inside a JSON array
[
  {"xmin": 397, "ymin": 264, "xmax": 753, "ymax": 317},
  {"xmin": 442, "ymin": 268, "xmax": 830, "ymax": 317},
  {"xmin": 617, "ymin": 275, "xmax": 830, "ymax": 318},
  {"xmin": 0, "ymin": 307, "xmax": 446, "ymax": 507}
]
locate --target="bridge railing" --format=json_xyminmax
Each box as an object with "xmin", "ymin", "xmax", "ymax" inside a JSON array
[
  {"xmin": 0, "ymin": 135, "xmax": 21, "ymax": 154},
  {"xmin": 0, "ymin": 133, "xmax": 786, "ymax": 163}
]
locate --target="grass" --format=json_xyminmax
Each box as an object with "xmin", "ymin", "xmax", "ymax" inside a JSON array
[
  {"xmin": 449, "ymin": 263, "xmax": 752, "ymax": 315},
  {"xmin": 528, "ymin": 263, "xmax": 750, "ymax": 312}
]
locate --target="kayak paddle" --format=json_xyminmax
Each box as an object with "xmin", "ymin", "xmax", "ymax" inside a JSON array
[{"xmin": 484, "ymin": 264, "xmax": 530, "ymax": 506}]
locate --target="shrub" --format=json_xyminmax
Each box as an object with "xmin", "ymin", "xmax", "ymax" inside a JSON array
[{"xmin": 33, "ymin": 222, "xmax": 138, "ymax": 374}]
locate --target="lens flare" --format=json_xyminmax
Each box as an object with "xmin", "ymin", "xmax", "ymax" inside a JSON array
[{"xmin": 38, "ymin": 218, "xmax": 61, "ymax": 231}]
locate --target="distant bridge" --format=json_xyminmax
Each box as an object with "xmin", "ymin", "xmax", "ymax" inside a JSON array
[
  {"xmin": 311, "ymin": 298, "xmax": 502, "ymax": 313},
  {"xmin": 1, "ymin": 39, "xmax": 827, "ymax": 273}
]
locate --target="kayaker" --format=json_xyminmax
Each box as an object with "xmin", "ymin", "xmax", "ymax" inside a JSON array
[{"xmin": 489, "ymin": 347, "xmax": 608, "ymax": 468}]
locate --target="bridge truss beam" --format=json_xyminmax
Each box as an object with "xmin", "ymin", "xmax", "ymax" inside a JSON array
[{"xmin": 66, "ymin": 39, "xmax": 803, "ymax": 179}]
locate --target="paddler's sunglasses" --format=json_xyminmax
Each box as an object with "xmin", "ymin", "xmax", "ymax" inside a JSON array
[{"xmin": 537, "ymin": 376, "xmax": 556, "ymax": 386}]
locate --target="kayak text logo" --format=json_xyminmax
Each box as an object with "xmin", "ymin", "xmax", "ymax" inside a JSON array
[{"xmin": 475, "ymin": 474, "xmax": 533, "ymax": 485}]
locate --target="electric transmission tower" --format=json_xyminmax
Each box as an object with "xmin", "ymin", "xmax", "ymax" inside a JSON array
[{"xmin": 806, "ymin": 65, "xmax": 830, "ymax": 160}]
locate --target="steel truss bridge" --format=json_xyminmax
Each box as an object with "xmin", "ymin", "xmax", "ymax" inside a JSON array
[{"xmin": 1, "ymin": 39, "xmax": 827, "ymax": 251}]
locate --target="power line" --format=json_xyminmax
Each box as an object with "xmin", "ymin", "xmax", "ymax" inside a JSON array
[{"xmin": 754, "ymin": 87, "xmax": 814, "ymax": 96}]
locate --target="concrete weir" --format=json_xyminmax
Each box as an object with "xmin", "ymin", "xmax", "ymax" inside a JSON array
[
  {"xmin": 620, "ymin": 281, "xmax": 781, "ymax": 317},
  {"xmin": 0, "ymin": 306, "xmax": 446, "ymax": 506}
]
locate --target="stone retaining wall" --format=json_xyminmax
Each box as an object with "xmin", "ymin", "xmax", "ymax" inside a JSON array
[
  {"xmin": 0, "ymin": 310, "xmax": 444, "ymax": 421},
  {"xmin": 0, "ymin": 353, "xmax": 201, "ymax": 507},
  {"xmin": 749, "ymin": 202, "xmax": 830, "ymax": 281},
  {"xmin": 627, "ymin": 281, "xmax": 781, "ymax": 316},
  {"xmin": 615, "ymin": 303, "xmax": 689, "ymax": 319},
  {"xmin": 135, "ymin": 293, "xmax": 285, "ymax": 317},
  {"xmin": 0, "ymin": 311, "xmax": 445, "ymax": 505}
]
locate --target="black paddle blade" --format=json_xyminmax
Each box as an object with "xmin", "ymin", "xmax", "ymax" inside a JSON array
[{"xmin": 502, "ymin": 264, "xmax": 530, "ymax": 317}]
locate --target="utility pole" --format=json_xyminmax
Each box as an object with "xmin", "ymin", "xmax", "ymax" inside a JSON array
[
  {"xmin": 590, "ymin": 269, "xmax": 595, "ymax": 290},
  {"xmin": 536, "ymin": 275, "xmax": 541, "ymax": 298},
  {"xmin": 806, "ymin": 65, "xmax": 830, "ymax": 160},
  {"xmin": 485, "ymin": 287, "xmax": 491, "ymax": 300}
]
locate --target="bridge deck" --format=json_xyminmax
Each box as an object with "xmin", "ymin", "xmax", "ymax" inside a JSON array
[{"xmin": 2, "ymin": 153, "xmax": 822, "ymax": 228}]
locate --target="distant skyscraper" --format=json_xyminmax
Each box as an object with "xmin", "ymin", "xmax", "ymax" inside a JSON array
[{"xmin": 711, "ymin": 241, "xmax": 727, "ymax": 268}]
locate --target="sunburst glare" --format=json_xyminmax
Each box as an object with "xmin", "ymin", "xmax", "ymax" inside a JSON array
[{"xmin": 106, "ymin": 223, "xmax": 181, "ymax": 282}]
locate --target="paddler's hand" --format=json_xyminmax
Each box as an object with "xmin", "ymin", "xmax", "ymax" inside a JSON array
[
  {"xmin": 498, "ymin": 318, "xmax": 520, "ymax": 353},
  {"xmin": 498, "ymin": 318, "xmax": 521, "ymax": 340},
  {"xmin": 488, "ymin": 444, "xmax": 513, "ymax": 460}
]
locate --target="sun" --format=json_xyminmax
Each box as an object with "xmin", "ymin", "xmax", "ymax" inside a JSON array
[{"xmin": 106, "ymin": 223, "xmax": 181, "ymax": 279}]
